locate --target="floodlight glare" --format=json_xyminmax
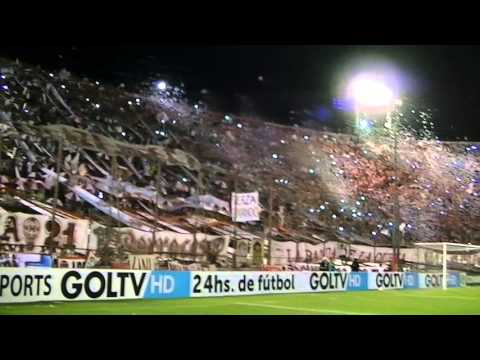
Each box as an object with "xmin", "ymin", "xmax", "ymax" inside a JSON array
[
  {"xmin": 349, "ymin": 76, "xmax": 394, "ymax": 109},
  {"xmin": 157, "ymin": 81, "xmax": 167, "ymax": 91}
]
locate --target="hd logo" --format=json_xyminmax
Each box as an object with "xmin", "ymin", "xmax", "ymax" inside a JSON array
[
  {"xmin": 346, "ymin": 273, "xmax": 368, "ymax": 291},
  {"xmin": 404, "ymin": 272, "xmax": 419, "ymax": 289},
  {"xmin": 143, "ymin": 272, "xmax": 191, "ymax": 299},
  {"xmin": 448, "ymin": 273, "xmax": 461, "ymax": 288}
]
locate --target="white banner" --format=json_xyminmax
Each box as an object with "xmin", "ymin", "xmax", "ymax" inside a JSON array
[
  {"xmin": 180, "ymin": 195, "xmax": 230, "ymax": 217},
  {"xmin": 0, "ymin": 212, "xmax": 90, "ymax": 254},
  {"xmin": 90, "ymin": 223, "xmax": 229, "ymax": 260},
  {"xmin": 300, "ymin": 241, "xmax": 345, "ymax": 261},
  {"xmin": 271, "ymin": 241, "xmax": 297, "ymax": 265},
  {"xmin": 231, "ymin": 192, "xmax": 260, "ymax": 222},
  {"xmin": 271, "ymin": 241, "xmax": 421, "ymax": 266},
  {"xmin": 93, "ymin": 177, "xmax": 231, "ymax": 217},
  {"xmin": 42, "ymin": 168, "xmax": 154, "ymax": 232},
  {"xmin": 271, "ymin": 241, "xmax": 342, "ymax": 265},
  {"xmin": 349, "ymin": 244, "xmax": 418, "ymax": 263}
]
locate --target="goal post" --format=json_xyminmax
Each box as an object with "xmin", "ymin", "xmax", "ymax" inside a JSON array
[{"xmin": 414, "ymin": 242, "xmax": 480, "ymax": 290}]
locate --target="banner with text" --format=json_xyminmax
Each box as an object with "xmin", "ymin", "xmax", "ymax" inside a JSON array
[
  {"xmin": 417, "ymin": 272, "xmax": 461, "ymax": 289},
  {"xmin": 271, "ymin": 241, "xmax": 342, "ymax": 266},
  {"xmin": 0, "ymin": 269, "xmax": 462, "ymax": 303},
  {"xmin": 90, "ymin": 223, "xmax": 229, "ymax": 261},
  {"xmin": 190, "ymin": 271, "xmax": 362, "ymax": 297},
  {"xmin": 0, "ymin": 268, "xmax": 188, "ymax": 303},
  {"xmin": 128, "ymin": 254, "xmax": 158, "ymax": 270},
  {"xmin": 0, "ymin": 212, "xmax": 89, "ymax": 254},
  {"xmin": 368, "ymin": 272, "xmax": 406, "ymax": 290},
  {"xmin": 272, "ymin": 241, "xmax": 422, "ymax": 265},
  {"xmin": 231, "ymin": 192, "xmax": 260, "ymax": 223}
]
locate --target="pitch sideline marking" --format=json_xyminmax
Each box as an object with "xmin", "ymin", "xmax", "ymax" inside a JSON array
[{"xmin": 235, "ymin": 302, "xmax": 375, "ymax": 315}]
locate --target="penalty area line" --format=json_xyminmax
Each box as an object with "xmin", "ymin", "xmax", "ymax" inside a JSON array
[{"xmin": 234, "ymin": 302, "xmax": 375, "ymax": 315}]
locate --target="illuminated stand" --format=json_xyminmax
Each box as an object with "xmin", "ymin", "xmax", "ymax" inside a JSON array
[{"xmin": 414, "ymin": 242, "xmax": 480, "ymax": 290}]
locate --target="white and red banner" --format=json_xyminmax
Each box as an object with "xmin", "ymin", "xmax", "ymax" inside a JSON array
[
  {"xmin": 0, "ymin": 212, "xmax": 90, "ymax": 253},
  {"xmin": 349, "ymin": 244, "xmax": 418, "ymax": 263},
  {"xmin": 271, "ymin": 240, "xmax": 421, "ymax": 265},
  {"xmin": 90, "ymin": 223, "xmax": 230, "ymax": 261},
  {"xmin": 271, "ymin": 241, "xmax": 343, "ymax": 265}
]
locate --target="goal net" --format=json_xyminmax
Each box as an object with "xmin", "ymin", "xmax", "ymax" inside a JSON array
[{"xmin": 414, "ymin": 242, "xmax": 480, "ymax": 289}]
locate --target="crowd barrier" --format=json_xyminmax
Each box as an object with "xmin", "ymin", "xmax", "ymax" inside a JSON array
[{"xmin": 0, "ymin": 269, "xmax": 461, "ymax": 304}]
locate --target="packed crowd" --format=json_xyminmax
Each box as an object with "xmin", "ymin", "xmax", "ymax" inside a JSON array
[{"xmin": 0, "ymin": 57, "xmax": 479, "ymax": 269}]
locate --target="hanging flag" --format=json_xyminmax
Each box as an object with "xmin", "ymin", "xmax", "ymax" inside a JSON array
[{"xmin": 231, "ymin": 192, "xmax": 260, "ymax": 223}]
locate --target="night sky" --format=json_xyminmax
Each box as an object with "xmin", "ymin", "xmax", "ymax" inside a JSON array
[{"xmin": 2, "ymin": 45, "xmax": 480, "ymax": 141}]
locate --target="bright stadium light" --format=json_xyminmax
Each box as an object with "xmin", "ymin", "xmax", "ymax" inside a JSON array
[
  {"xmin": 157, "ymin": 81, "xmax": 167, "ymax": 91},
  {"xmin": 349, "ymin": 74, "xmax": 395, "ymax": 111}
]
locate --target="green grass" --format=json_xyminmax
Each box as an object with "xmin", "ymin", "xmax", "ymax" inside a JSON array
[{"xmin": 2, "ymin": 287, "xmax": 480, "ymax": 315}]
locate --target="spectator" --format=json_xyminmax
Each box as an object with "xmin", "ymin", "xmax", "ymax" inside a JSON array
[
  {"xmin": 327, "ymin": 257, "xmax": 337, "ymax": 272},
  {"xmin": 320, "ymin": 257, "xmax": 329, "ymax": 271},
  {"xmin": 0, "ymin": 253, "xmax": 7, "ymax": 267},
  {"xmin": 351, "ymin": 258, "xmax": 360, "ymax": 272},
  {"xmin": 8, "ymin": 254, "xmax": 18, "ymax": 267}
]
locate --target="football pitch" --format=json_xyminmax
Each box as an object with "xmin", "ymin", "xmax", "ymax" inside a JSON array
[{"xmin": 1, "ymin": 287, "xmax": 480, "ymax": 315}]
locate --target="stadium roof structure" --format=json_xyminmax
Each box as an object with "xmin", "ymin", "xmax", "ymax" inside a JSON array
[{"xmin": 414, "ymin": 242, "xmax": 480, "ymax": 290}]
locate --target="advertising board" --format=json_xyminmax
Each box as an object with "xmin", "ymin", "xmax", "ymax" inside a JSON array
[{"xmin": 0, "ymin": 269, "xmax": 463, "ymax": 304}]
